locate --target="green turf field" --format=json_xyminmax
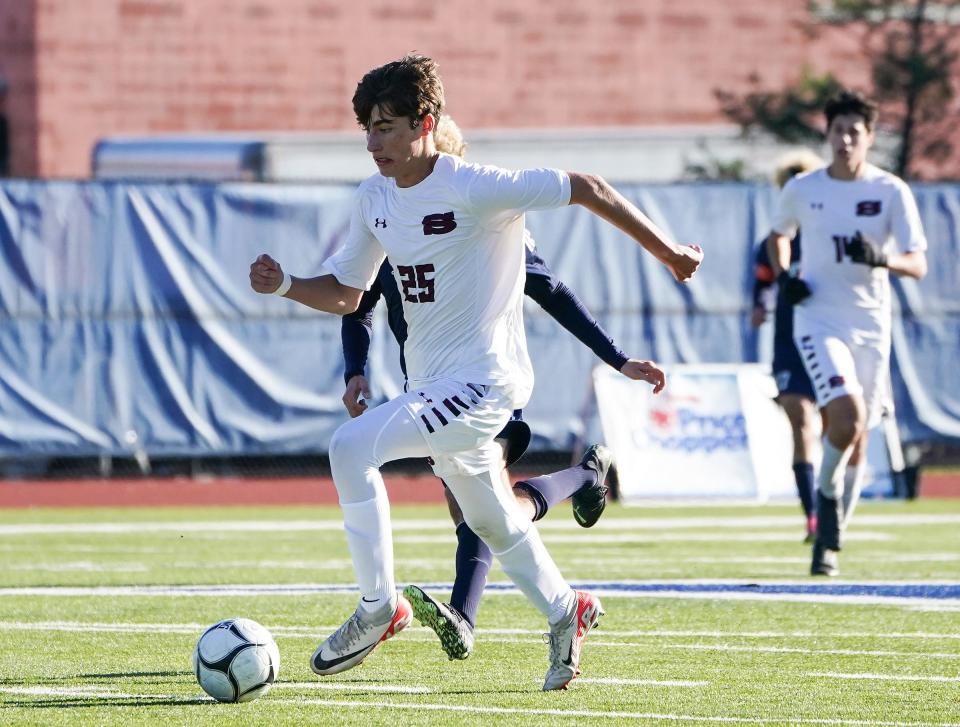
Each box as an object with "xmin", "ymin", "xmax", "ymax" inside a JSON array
[{"xmin": 0, "ymin": 499, "xmax": 958, "ymax": 725}]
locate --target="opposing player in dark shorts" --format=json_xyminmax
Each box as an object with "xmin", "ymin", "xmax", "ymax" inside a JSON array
[
  {"xmin": 752, "ymin": 151, "xmax": 822, "ymax": 541},
  {"xmin": 339, "ymin": 116, "xmax": 668, "ymax": 663}
]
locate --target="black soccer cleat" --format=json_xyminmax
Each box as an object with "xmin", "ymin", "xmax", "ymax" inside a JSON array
[
  {"xmin": 572, "ymin": 445, "xmax": 614, "ymax": 528},
  {"xmin": 403, "ymin": 584, "xmax": 474, "ymax": 661},
  {"xmin": 811, "ymin": 541, "xmax": 839, "ymax": 576}
]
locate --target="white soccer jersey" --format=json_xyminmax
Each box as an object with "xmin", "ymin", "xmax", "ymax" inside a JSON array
[
  {"xmin": 321, "ymin": 153, "xmax": 571, "ymax": 408},
  {"xmin": 772, "ymin": 164, "xmax": 926, "ymax": 333}
]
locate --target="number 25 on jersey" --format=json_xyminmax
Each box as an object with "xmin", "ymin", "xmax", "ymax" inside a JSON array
[{"xmin": 397, "ymin": 264, "xmax": 436, "ymax": 303}]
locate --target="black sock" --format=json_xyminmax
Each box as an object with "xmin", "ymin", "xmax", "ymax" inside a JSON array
[
  {"xmin": 815, "ymin": 492, "xmax": 842, "ymax": 551},
  {"xmin": 793, "ymin": 462, "xmax": 816, "ymax": 518},
  {"xmin": 515, "ymin": 464, "xmax": 596, "ymax": 521},
  {"xmin": 448, "ymin": 522, "xmax": 492, "ymax": 629}
]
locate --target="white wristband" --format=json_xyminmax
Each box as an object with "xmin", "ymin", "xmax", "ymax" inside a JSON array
[{"xmin": 273, "ymin": 271, "xmax": 292, "ymax": 297}]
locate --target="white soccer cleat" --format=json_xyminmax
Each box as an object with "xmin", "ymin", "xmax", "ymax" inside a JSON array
[
  {"xmin": 542, "ymin": 590, "xmax": 604, "ymax": 691},
  {"xmin": 311, "ymin": 595, "xmax": 413, "ymax": 675}
]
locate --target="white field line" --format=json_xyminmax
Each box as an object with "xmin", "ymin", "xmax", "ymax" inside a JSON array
[
  {"xmin": 1, "ymin": 582, "xmax": 959, "ymax": 611},
  {"xmin": 399, "ymin": 532, "xmax": 894, "ymax": 544},
  {"xmin": 807, "ymin": 672, "xmax": 960, "ymax": 683},
  {"xmin": 8, "ymin": 559, "xmax": 448, "ymax": 573},
  {"xmin": 2, "ymin": 686, "xmax": 956, "ymax": 726},
  {"xmin": 0, "ymin": 685, "xmax": 185, "ymax": 700},
  {"xmin": 4, "ymin": 621, "xmax": 960, "ymax": 643},
  {"xmin": 2, "ymin": 511, "xmax": 957, "ymax": 536},
  {"xmin": 878, "ymin": 554, "xmax": 960, "ymax": 563},
  {"xmin": 8, "ymin": 553, "xmax": 956, "ymax": 572},
  {"xmin": 2, "ymin": 621, "xmax": 959, "ymax": 663},
  {"xmin": 576, "ymin": 677, "xmax": 709, "ymax": 687},
  {"xmin": 908, "ymin": 605, "xmax": 960, "ymax": 612},
  {"xmin": 269, "ymin": 697, "xmax": 960, "ymax": 726},
  {"xmin": 9, "ymin": 562, "xmax": 149, "ymax": 573},
  {"xmin": 680, "ymin": 554, "xmax": 960, "ymax": 565},
  {"xmin": 272, "ymin": 681, "xmax": 431, "ymax": 693},
  {"xmin": 666, "ymin": 644, "xmax": 960, "ymax": 660}
]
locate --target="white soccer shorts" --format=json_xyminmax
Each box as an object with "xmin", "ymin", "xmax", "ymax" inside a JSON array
[
  {"xmin": 402, "ymin": 378, "xmax": 514, "ymax": 478},
  {"xmin": 793, "ymin": 315, "xmax": 889, "ymax": 428}
]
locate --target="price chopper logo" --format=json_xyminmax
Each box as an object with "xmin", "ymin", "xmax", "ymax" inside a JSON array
[{"xmin": 645, "ymin": 393, "xmax": 748, "ymax": 453}]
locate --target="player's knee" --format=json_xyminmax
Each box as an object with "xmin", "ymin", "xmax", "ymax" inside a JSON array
[
  {"xmin": 328, "ymin": 420, "xmax": 373, "ymax": 475},
  {"xmin": 461, "ymin": 510, "xmax": 524, "ymax": 553},
  {"xmin": 825, "ymin": 396, "xmax": 865, "ymax": 448},
  {"xmin": 780, "ymin": 397, "xmax": 805, "ymax": 428}
]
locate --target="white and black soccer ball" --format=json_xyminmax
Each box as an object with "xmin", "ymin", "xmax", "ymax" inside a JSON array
[{"xmin": 192, "ymin": 618, "xmax": 280, "ymax": 703}]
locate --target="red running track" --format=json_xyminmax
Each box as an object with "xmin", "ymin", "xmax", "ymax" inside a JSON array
[
  {"xmin": 0, "ymin": 476, "xmax": 446, "ymax": 508},
  {"xmin": 0, "ymin": 472, "xmax": 956, "ymax": 508}
]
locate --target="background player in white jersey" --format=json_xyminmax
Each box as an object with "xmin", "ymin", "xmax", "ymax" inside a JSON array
[
  {"xmin": 250, "ymin": 54, "xmax": 702, "ymax": 690},
  {"xmin": 766, "ymin": 90, "xmax": 927, "ymax": 576}
]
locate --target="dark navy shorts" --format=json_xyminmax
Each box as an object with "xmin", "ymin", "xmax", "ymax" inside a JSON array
[
  {"xmin": 496, "ymin": 409, "xmax": 531, "ymax": 467},
  {"xmin": 773, "ymin": 340, "xmax": 816, "ymax": 400}
]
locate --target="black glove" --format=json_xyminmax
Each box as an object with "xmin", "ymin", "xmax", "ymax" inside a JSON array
[
  {"xmin": 777, "ymin": 271, "xmax": 812, "ymax": 305},
  {"xmin": 846, "ymin": 230, "xmax": 888, "ymax": 267}
]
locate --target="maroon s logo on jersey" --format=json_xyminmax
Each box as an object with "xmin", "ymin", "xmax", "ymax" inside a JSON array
[
  {"xmin": 422, "ymin": 212, "xmax": 457, "ymax": 235},
  {"xmin": 856, "ymin": 201, "xmax": 882, "ymax": 216}
]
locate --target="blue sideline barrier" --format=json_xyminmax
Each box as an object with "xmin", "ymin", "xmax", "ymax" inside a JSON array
[{"xmin": 1, "ymin": 179, "xmax": 957, "ymax": 459}]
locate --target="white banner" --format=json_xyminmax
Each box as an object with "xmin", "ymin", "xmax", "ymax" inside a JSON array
[{"xmin": 593, "ymin": 364, "xmax": 795, "ymax": 502}]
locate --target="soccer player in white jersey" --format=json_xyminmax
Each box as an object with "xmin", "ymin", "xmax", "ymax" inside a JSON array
[
  {"xmin": 250, "ymin": 54, "xmax": 703, "ymax": 690},
  {"xmin": 766, "ymin": 90, "xmax": 927, "ymax": 576}
]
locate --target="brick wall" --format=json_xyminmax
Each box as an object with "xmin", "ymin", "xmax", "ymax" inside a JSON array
[
  {"xmin": 0, "ymin": 3, "xmax": 38, "ymax": 175},
  {"xmin": 0, "ymin": 0, "xmax": 956, "ymax": 178}
]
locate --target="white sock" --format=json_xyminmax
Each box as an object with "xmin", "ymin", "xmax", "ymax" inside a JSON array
[
  {"xmin": 340, "ymin": 496, "xmax": 396, "ymax": 615},
  {"xmin": 818, "ymin": 440, "xmax": 852, "ymax": 500},
  {"xmin": 493, "ymin": 525, "xmax": 575, "ymax": 624},
  {"xmin": 841, "ymin": 462, "xmax": 866, "ymax": 529}
]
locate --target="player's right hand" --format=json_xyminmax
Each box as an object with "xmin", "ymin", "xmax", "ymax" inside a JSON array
[
  {"xmin": 249, "ymin": 253, "xmax": 284, "ymax": 294},
  {"xmin": 750, "ymin": 305, "xmax": 768, "ymax": 328},
  {"xmin": 778, "ymin": 271, "xmax": 812, "ymax": 305},
  {"xmin": 667, "ymin": 244, "xmax": 703, "ymax": 282},
  {"xmin": 343, "ymin": 375, "xmax": 371, "ymax": 417}
]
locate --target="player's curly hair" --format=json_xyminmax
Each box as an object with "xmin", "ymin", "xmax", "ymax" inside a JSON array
[
  {"xmin": 352, "ymin": 54, "xmax": 445, "ymax": 131},
  {"xmin": 773, "ymin": 149, "xmax": 823, "ymax": 189},
  {"xmin": 824, "ymin": 89, "xmax": 879, "ymax": 132},
  {"xmin": 434, "ymin": 115, "xmax": 467, "ymax": 158}
]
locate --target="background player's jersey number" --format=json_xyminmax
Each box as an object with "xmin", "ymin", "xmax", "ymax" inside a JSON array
[
  {"xmin": 397, "ymin": 264, "xmax": 436, "ymax": 303},
  {"xmin": 832, "ymin": 234, "xmax": 857, "ymax": 263}
]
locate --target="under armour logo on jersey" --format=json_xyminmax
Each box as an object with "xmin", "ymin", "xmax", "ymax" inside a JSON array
[
  {"xmin": 374, "ymin": 218, "xmax": 388, "ymax": 228},
  {"xmin": 810, "ymin": 202, "xmax": 824, "ymax": 210},
  {"xmin": 422, "ymin": 212, "xmax": 457, "ymax": 235},
  {"xmin": 856, "ymin": 200, "xmax": 882, "ymax": 216}
]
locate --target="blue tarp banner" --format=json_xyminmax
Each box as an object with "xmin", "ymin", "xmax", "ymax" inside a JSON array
[{"xmin": 1, "ymin": 179, "xmax": 957, "ymax": 458}]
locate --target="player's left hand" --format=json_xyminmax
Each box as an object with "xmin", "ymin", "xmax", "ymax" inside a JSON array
[
  {"xmin": 343, "ymin": 375, "xmax": 372, "ymax": 418},
  {"xmin": 847, "ymin": 231, "xmax": 888, "ymax": 267},
  {"xmin": 620, "ymin": 358, "xmax": 666, "ymax": 394},
  {"xmin": 667, "ymin": 244, "xmax": 703, "ymax": 282}
]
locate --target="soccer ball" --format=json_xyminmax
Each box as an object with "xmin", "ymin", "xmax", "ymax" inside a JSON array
[{"xmin": 192, "ymin": 618, "xmax": 280, "ymax": 703}]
